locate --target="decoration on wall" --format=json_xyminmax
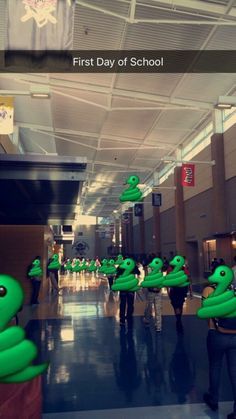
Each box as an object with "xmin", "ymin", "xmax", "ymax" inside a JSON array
[
  {"xmin": 112, "ymin": 258, "xmax": 140, "ymax": 292},
  {"xmin": 73, "ymin": 241, "xmax": 89, "ymax": 256},
  {"xmin": 48, "ymin": 254, "xmax": 61, "ymax": 270},
  {"xmin": 0, "ymin": 274, "xmax": 48, "ymax": 382},
  {"xmin": 21, "ymin": 0, "xmax": 72, "ymax": 28},
  {"xmin": 197, "ymin": 266, "xmax": 236, "ymax": 318},
  {"xmin": 0, "ymin": 97, "xmax": 14, "ymax": 135},
  {"xmin": 162, "ymin": 255, "xmax": 189, "ymax": 287},
  {"xmin": 119, "ymin": 175, "xmax": 143, "ymax": 203},
  {"xmin": 141, "ymin": 258, "xmax": 164, "ymax": 288},
  {"xmin": 181, "ymin": 164, "xmax": 195, "ymax": 187},
  {"xmin": 28, "ymin": 259, "xmax": 43, "ymax": 277}
]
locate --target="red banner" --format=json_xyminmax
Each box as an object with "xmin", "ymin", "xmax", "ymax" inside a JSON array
[{"xmin": 181, "ymin": 164, "xmax": 195, "ymax": 187}]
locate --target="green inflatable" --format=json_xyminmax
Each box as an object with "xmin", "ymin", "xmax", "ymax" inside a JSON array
[
  {"xmin": 112, "ymin": 258, "xmax": 140, "ymax": 292},
  {"xmin": 99, "ymin": 259, "xmax": 108, "ymax": 274},
  {"xmin": 141, "ymin": 257, "xmax": 164, "ymax": 288},
  {"xmin": 65, "ymin": 260, "xmax": 73, "ymax": 272},
  {"xmin": 119, "ymin": 175, "xmax": 143, "ymax": 203},
  {"xmin": 197, "ymin": 265, "xmax": 236, "ymax": 319},
  {"xmin": 72, "ymin": 260, "xmax": 82, "ymax": 273},
  {"xmin": 104, "ymin": 259, "xmax": 117, "ymax": 276},
  {"xmin": 115, "ymin": 254, "xmax": 123, "ymax": 266},
  {"xmin": 0, "ymin": 274, "xmax": 48, "ymax": 383},
  {"xmin": 162, "ymin": 255, "xmax": 189, "ymax": 288},
  {"xmin": 81, "ymin": 260, "xmax": 87, "ymax": 271},
  {"xmin": 88, "ymin": 260, "xmax": 97, "ymax": 272},
  {"xmin": 48, "ymin": 254, "xmax": 61, "ymax": 270},
  {"xmin": 28, "ymin": 258, "xmax": 42, "ymax": 277}
]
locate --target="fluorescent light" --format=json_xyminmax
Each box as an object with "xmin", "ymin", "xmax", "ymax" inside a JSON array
[
  {"xmin": 215, "ymin": 103, "xmax": 232, "ymax": 110},
  {"xmin": 30, "ymin": 85, "xmax": 50, "ymax": 99},
  {"xmin": 31, "ymin": 93, "xmax": 50, "ymax": 99},
  {"xmin": 215, "ymin": 96, "xmax": 236, "ymax": 109}
]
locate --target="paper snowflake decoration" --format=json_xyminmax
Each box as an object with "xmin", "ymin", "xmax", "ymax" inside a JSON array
[{"xmin": 21, "ymin": 0, "xmax": 72, "ymax": 28}]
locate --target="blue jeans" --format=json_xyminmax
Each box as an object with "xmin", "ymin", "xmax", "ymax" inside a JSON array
[{"xmin": 207, "ymin": 329, "xmax": 236, "ymax": 412}]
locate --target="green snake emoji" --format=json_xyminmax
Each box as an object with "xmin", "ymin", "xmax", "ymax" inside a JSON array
[
  {"xmin": 119, "ymin": 175, "xmax": 143, "ymax": 203},
  {"xmin": 163, "ymin": 255, "xmax": 189, "ymax": 287},
  {"xmin": 72, "ymin": 260, "xmax": 82, "ymax": 273},
  {"xmin": 99, "ymin": 259, "xmax": 108, "ymax": 273},
  {"xmin": 104, "ymin": 259, "xmax": 117, "ymax": 276},
  {"xmin": 88, "ymin": 260, "xmax": 97, "ymax": 272},
  {"xmin": 115, "ymin": 254, "xmax": 123, "ymax": 266},
  {"xmin": 65, "ymin": 260, "xmax": 73, "ymax": 272},
  {"xmin": 197, "ymin": 265, "xmax": 236, "ymax": 319},
  {"xmin": 112, "ymin": 258, "xmax": 140, "ymax": 292},
  {"xmin": 141, "ymin": 258, "xmax": 164, "ymax": 288},
  {"xmin": 28, "ymin": 259, "xmax": 43, "ymax": 277},
  {"xmin": 48, "ymin": 254, "xmax": 61, "ymax": 270},
  {"xmin": 0, "ymin": 274, "xmax": 48, "ymax": 383}
]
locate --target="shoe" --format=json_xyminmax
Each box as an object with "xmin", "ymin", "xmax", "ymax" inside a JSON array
[
  {"xmin": 227, "ymin": 413, "xmax": 236, "ymax": 419},
  {"xmin": 155, "ymin": 328, "xmax": 162, "ymax": 333},
  {"xmin": 203, "ymin": 393, "xmax": 218, "ymax": 411}
]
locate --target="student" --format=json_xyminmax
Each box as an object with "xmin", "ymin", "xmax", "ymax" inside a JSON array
[
  {"xmin": 47, "ymin": 258, "xmax": 60, "ymax": 294},
  {"xmin": 201, "ymin": 276, "xmax": 236, "ymax": 419},
  {"xmin": 28, "ymin": 255, "xmax": 42, "ymax": 306},
  {"xmin": 117, "ymin": 260, "xmax": 140, "ymax": 327},
  {"xmin": 232, "ymin": 256, "xmax": 236, "ymax": 288},
  {"xmin": 167, "ymin": 257, "xmax": 191, "ymax": 333},
  {"xmin": 143, "ymin": 285, "xmax": 162, "ymax": 332}
]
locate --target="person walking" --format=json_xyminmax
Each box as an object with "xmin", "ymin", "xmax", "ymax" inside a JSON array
[
  {"xmin": 201, "ymin": 266, "xmax": 236, "ymax": 419},
  {"xmin": 143, "ymin": 286, "xmax": 162, "ymax": 332},
  {"xmin": 115, "ymin": 259, "xmax": 140, "ymax": 328},
  {"xmin": 166, "ymin": 256, "xmax": 191, "ymax": 333},
  {"xmin": 28, "ymin": 255, "xmax": 42, "ymax": 306}
]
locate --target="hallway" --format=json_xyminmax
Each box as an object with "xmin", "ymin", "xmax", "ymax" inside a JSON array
[{"xmin": 19, "ymin": 273, "xmax": 234, "ymax": 418}]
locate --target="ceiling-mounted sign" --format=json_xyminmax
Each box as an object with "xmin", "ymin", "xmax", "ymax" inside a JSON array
[
  {"xmin": 152, "ymin": 193, "xmax": 162, "ymax": 207},
  {"xmin": 134, "ymin": 203, "xmax": 143, "ymax": 217},
  {"xmin": 181, "ymin": 164, "xmax": 195, "ymax": 187},
  {"xmin": 122, "ymin": 213, "xmax": 130, "ymax": 223}
]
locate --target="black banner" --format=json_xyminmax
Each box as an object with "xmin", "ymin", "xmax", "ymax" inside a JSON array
[
  {"xmin": 152, "ymin": 193, "xmax": 162, "ymax": 207},
  {"xmin": 2, "ymin": 50, "xmax": 236, "ymax": 73},
  {"xmin": 134, "ymin": 203, "xmax": 143, "ymax": 217}
]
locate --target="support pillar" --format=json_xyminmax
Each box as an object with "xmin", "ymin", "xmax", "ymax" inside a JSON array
[
  {"xmin": 127, "ymin": 207, "xmax": 134, "ymax": 256},
  {"xmin": 121, "ymin": 216, "xmax": 127, "ymax": 255},
  {"xmin": 153, "ymin": 206, "xmax": 161, "ymax": 256},
  {"xmin": 174, "ymin": 166, "xmax": 186, "ymax": 255},
  {"xmin": 139, "ymin": 204, "xmax": 145, "ymax": 255},
  {"xmin": 115, "ymin": 218, "xmax": 120, "ymax": 254},
  {"xmin": 211, "ymin": 133, "xmax": 227, "ymax": 234}
]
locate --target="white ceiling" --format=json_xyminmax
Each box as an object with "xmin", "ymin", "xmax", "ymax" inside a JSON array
[{"xmin": 1, "ymin": 0, "xmax": 236, "ymax": 218}]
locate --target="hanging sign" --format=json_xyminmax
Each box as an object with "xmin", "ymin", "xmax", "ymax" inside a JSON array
[
  {"xmin": 181, "ymin": 164, "xmax": 195, "ymax": 187},
  {"xmin": 152, "ymin": 193, "xmax": 162, "ymax": 207},
  {"xmin": 134, "ymin": 203, "xmax": 143, "ymax": 217}
]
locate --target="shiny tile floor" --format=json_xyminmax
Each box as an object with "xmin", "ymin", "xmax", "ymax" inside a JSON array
[{"xmin": 21, "ymin": 273, "xmax": 234, "ymax": 418}]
